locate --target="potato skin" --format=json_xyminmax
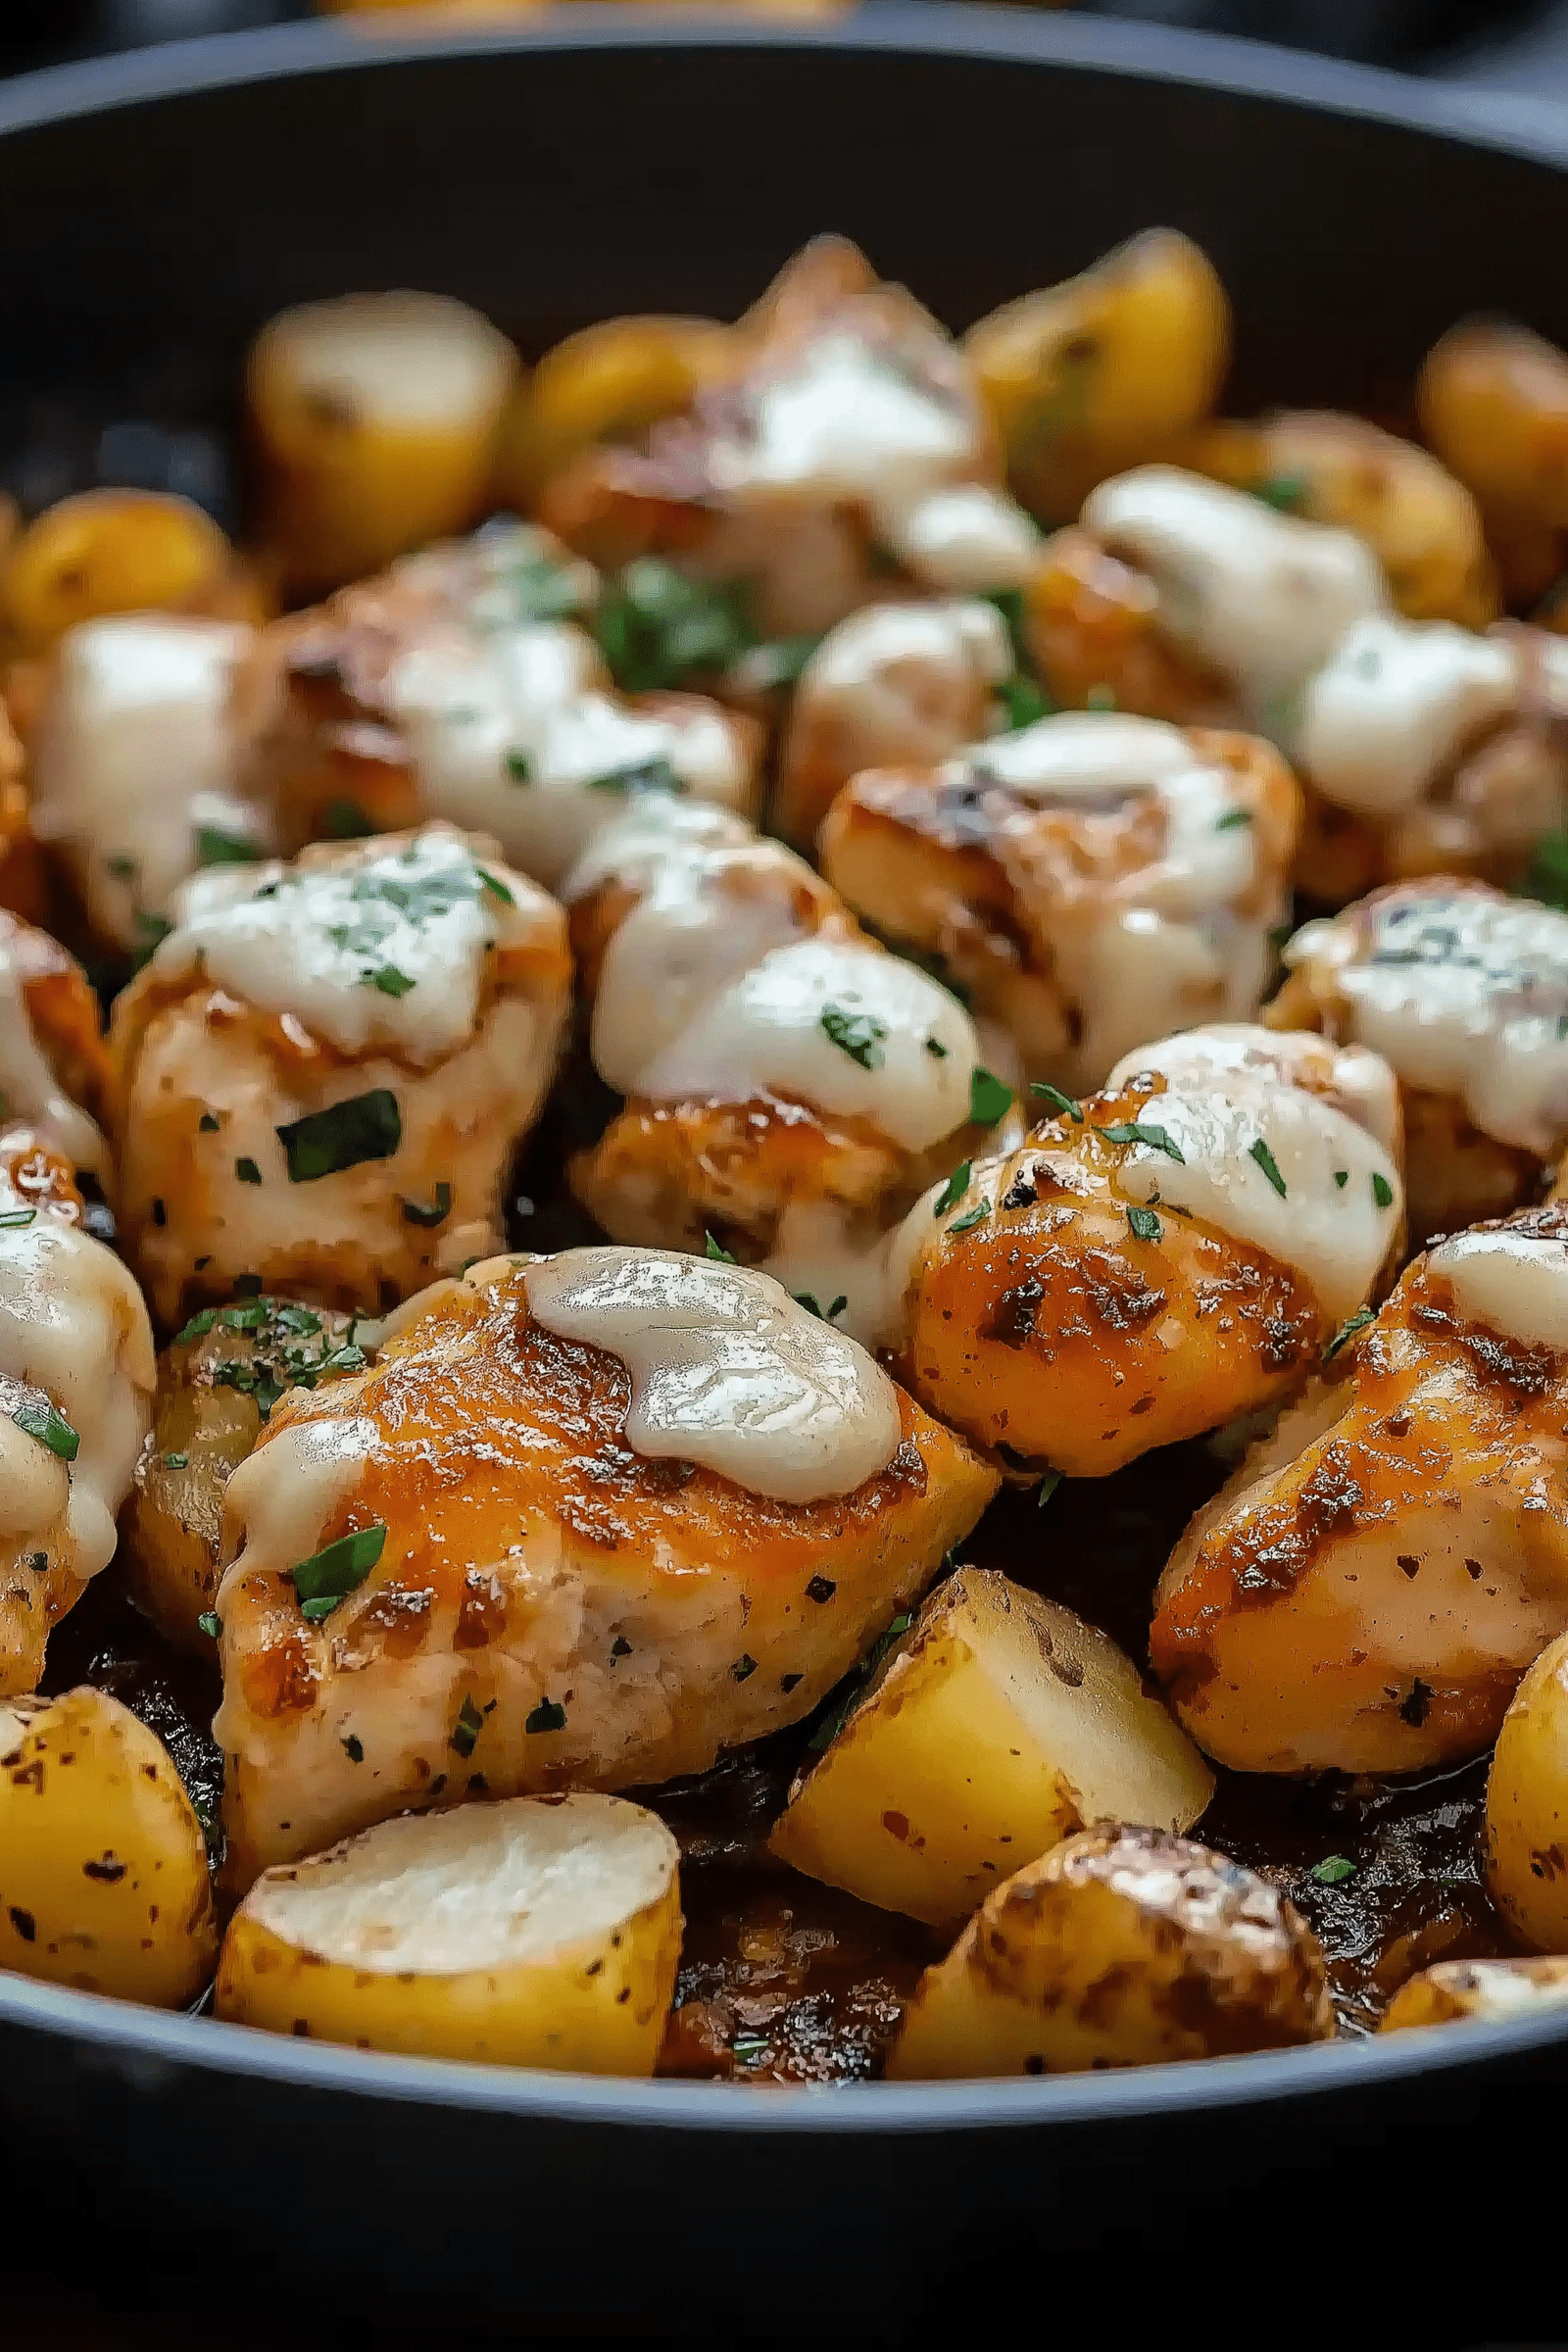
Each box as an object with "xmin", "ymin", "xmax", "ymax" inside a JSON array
[
  {"xmin": 886, "ymin": 1825, "xmax": 1334, "ymax": 2079},
  {"xmin": 1382, "ymin": 1956, "xmax": 1568, "ymax": 2032},
  {"xmin": 1485, "ymin": 1628, "xmax": 1568, "ymax": 1952},
  {"xmin": 1, "ymin": 490, "xmax": 238, "ymax": 655},
  {"xmin": 0, "ymin": 1686, "xmax": 216, "ymax": 2006},
  {"xmin": 493, "ymin": 314, "xmax": 735, "ymax": 512}
]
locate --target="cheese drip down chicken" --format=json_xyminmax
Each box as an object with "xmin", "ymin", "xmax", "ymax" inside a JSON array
[
  {"xmin": 1152, "ymin": 1206, "xmax": 1568, "ymax": 1775},
  {"xmin": 1026, "ymin": 464, "xmax": 1568, "ymax": 902},
  {"xmin": 256, "ymin": 516, "xmax": 762, "ymax": 890},
  {"xmin": 1271, "ymin": 879, "xmax": 1568, "ymax": 1247},
  {"xmin": 109, "ymin": 823, "xmax": 571, "ymax": 1324},
  {"xmin": 819, "ymin": 708, "xmax": 1299, "ymax": 1092},
  {"xmin": 213, "ymin": 1246, "xmax": 998, "ymax": 1884},
  {"xmin": 0, "ymin": 907, "xmax": 112, "ymax": 1180},
  {"xmin": 560, "ymin": 793, "xmax": 1010, "ymax": 1346},
  {"xmin": 0, "ymin": 1132, "xmax": 155, "ymax": 1693},
  {"xmin": 890, "ymin": 1028, "xmax": 1403, "ymax": 1476}
]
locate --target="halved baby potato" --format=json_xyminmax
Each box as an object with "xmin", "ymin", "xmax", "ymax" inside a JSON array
[
  {"xmin": 885, "ymin": 1824, "xmax": 1334, "ymax": 2079},
  {"xmin": 493, "ymin": 314, "xmax": 736, "ymax": 512},
  {"xmin": 215, "ymin": 1792, "xmax": 681, "ymax": 2074},
  {"xmin": 1381, "ymin": 1957, "xmax": 1568, "ymax": 2033},
  {"xmin": 768, "ymin": 1568, "xmax": 1212, "ymax": 1927},
  {"xmin": 247, "ymin": 290, "xmax": 521, "ymax": 592},
  {"xmin": 1, "ymin": 489, "xmax": 237, "ymax": 655},
  {"xmin": 1485, "ymin": 1628, "xmax": 1568, "ymax": 1953},
  {"xmin": 0, "ymin": 1685, "xmax": 217, "ymax": 2007}
]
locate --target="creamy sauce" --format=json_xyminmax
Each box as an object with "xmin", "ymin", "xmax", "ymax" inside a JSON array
[
  {"xmin": 155, "ymin": 825, "xmax": 544, "ymax": 1067},
  {"xmin": 217, "ymin": 1412, "xmax": 382, "ymax": 1621},
  {"xmin": 1426, "ymin": 1226, "xmax": 1568, "ymax": 1353},
  {"xmin": 884, "ymin": 484, "xmax": 1047, "ymax": 592},
  {"xmin": 0, "ymin": 949, "xmax": 105, "ymax": 1174},
  {"xmin": 560, "ymin": 797, "xmax": 756, "ymax": 906},
  {"xmin": 1106, "ymin": 1023, "xmax": 1402, "ymax": 1157},
  {"xmin": 392, "ymin": 518, "xmax": 600, "ymax": 631},
  {"xmin": 523, "ymin": 1247, "xmax": 903, "ymax": 1503},
  {"xmin": 1108, "ymin": 1081, "xmax": 1401, "ymax": 1321},
  {"xmin": 264, "ymin": 291, "xmax": 516, "ymax": 429},
  {"xmin": 29, "ymin": 614, "xmax": 263, "ymax": 952},
  {"xmin": 1288, "ymin": 885, "xmax": 1568, "ymax": 1155},
  {"xmin": 632, "ymin": 933, "xmax": 978, "ymax": 1155},
  {"xmin": 1082, "ymin": 466, "xmax": 1388, "ymax": 719},
  {"xmin": 758, "ymin": 1200, "xmax": 909, "ymax": 1352},
  {"xmin": 795, "ymin": 599, "xmax": 1012, "ymax": 774},
  {"xmin": 1295, "ymin": 615, "xmax": 1522, "ymax": 816}
]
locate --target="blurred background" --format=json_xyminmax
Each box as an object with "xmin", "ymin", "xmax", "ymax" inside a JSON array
[{"xmin": 4, "ymin": 0, "xmax": 1568, "ymax": 83}]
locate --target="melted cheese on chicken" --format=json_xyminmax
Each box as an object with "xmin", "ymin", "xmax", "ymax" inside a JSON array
[
  {"xmin": 1293, "ymin": 613, "xmax": 1521, "ymax": 816},
  {"xmin": 1426, "ymin": 1225, "xmax": 1568, "ymax": 1351},
  {"xmin": 0, "ymin": 940, "xmax": 106, "ymax": 1175},
  {"xmin": 1106, "ymin": 1023, "xmax": 1402, "ymax": 1158},
  {"xmin": 883, "ymin": 483, "xmax": 1046, "ymax": 592}
]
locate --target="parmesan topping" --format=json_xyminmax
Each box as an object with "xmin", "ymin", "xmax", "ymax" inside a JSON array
[
  {"xmin": 524, "ymin": 1247, "xmax": 903, "ymax": 1503},
  {"xmin": 154, "ymin": 826, "xmax": 537, "ymax": 1067},
  {"xmin": 1294, "ymin": 615, "xmax": 1522, "ymax": 816},
  {"xmin": 1106, "ymin": 1023, "xmax": 1402, "ymax": 1157},
  {"xmin": 1426, "ymin": 1226, "xmax": 1568, "ymax": 1353}
]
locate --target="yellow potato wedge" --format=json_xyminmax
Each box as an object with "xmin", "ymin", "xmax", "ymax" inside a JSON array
[
  {"xmin": 215, "ymin": 1792, "xmax": 681, "ymax": 2073},
  {"xmin": 247, "ymin": 290, "xmax": 521, "ymax": 592},
  {"xmin": 1, "ymin": 489, "xmax": 234, "ymax": 655},
  {"xmin": 886, "ymin": 1825, "xmax": 1334, "ymax": 2078},
  {"xmin": 1381, "ymin": 1957, "xmax": 1568, "ymax": 2033},
  {"xmin": 1485, "ymin": 1628, "xmax": 1568, "ymax": 1951},
  {"xmin": 0, "ymin": 1685, "xmax": 216, "ymax": 2006},
  {"xmin": 768, "ymin": 1568, "xmax": 1212, "ymax": 1927},
  {"xmin": 965, "ymin": 227, "xmax": 1230, "ymax": 524},
  {"xmin": 1419, "ymin": 318, "xmax": 1568, "ymax": 527},
  {"xmin": 493, "ymin": 314, "xmax": 736, "ymax": 511}
]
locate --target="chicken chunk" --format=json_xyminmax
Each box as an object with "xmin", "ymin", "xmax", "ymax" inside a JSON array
[
  {"xmin": 213, "ymin": 1246, "xmax": 999, "ymax": 1884},
  {"xmin": 0, "ymin": 906, "xmax": 111, "ymax": 1178},
  {"xmin": 892, "ymin": 1050, "xmax": 1401, "ymax": 1476},
  {"xmin": 255, "ymin": 517, "xmax": 762, "ymax": 891},
  {"xmin": 0, "ymin": 1129, "xmax": 156, "ymax": 1694},
  {"xmin": 1381, "ymin": 1956, "xmax": 1568, "ymax": 2033},
  {"xmin": 109, "ymin": 823, "xmax": 571, "ymax": 1325},
  {"xmin": 1271, "ymin": 879, "xmax": 1568, "ymax": 1247},
  {"xmin": 1152, "ymin": 1204, "xmax": 1568, "ymax": 1773},
  {"xmin": 819, "ymin": 710, "xmax": 1299, "ymax": 1092}
]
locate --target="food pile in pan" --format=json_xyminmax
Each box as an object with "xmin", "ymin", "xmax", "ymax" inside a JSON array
[{"xmin": 5, "ymin": 227, "xmax": 1568, "ymax": 2081}]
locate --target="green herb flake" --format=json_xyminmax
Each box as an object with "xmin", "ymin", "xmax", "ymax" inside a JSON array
[
  {"xmin": 1334, "ymin": 1169, "xmax": 1349, "ymax": 1190},
  {"xmin": 175, "ymin": 1308, "xmax": 219, "ymax": 1346},
  {"xmin": 1255, "ymin": 472, "xmax": 1308, "ymax": 514},
  {"xmin": 505, "ymin": 748, "xmax": 532, "ymax": 783},
  {"xmin": 164, "ymin": 1451, "xmax": 189, "ymax": 1470},
  {"xmin": 997, "ymin": 673, "xmax": 1050, "ymax": 733},
  {"xmin": 368, "ymin": 964, "xmax": 416, "ymax": 999},
  {"xmin": 1250, "ymin": 1137, "xmax": 1288, "ymax": 1198},
  {"xmin": 924, "ymin": 1036, "xmax": 949, "ymax": 1059},
  {"xmin": 934, "ymin": 1161, "xmax": 972, "ymax": 1217},
  {"xmin": 794, "ymin": 1292, "xmax": 848, "ymax": 1323},
  {"xmin": 1310, "ymin": 1854, "xmax": 1356, "ymax": 1886},
  {"xmin": 731, "ymin": 1654, "xmax": 758, "ymax": 1683},
  {"xmin": 585, "ymin": 755, "xmax": 686, "ymax": 800},
  {"xmin": 948, "ymin": 1200, "xmax": 992, "ymax": 1237},
  {"xmin": 1100, "ymin": 1120, "xmax": 1186, "ymax": 1163},
  {"xmin": 807, "ymin": 1612, "xmax": 913, "ymax": 1752},
  {"xmin": 1125, "ymin": 1203, "xmax": 1162, "ymax": 1243},
  {"xmin": 277, "ymin": 1089, "xmax": 402, "ymax": 1183},
  {"xmin": 402, "ymin": 1181, "xmax": 453, "ymax": 1229},
  {"xmin": 196, "ymin": 1612, "xmax": 221, "ymax": 1641},
  {"xmin": 0, "ymin": 1208, "xmax": 34, "ymax": 1229},
  {"xmin": 969, "ymin": 1066, "xmax": 1014, "ymax": 1127},
  {"xmin": 235, "ymin": 1157, "xmax": 263, "ymax": 1186},
  {"xmin": 1213, "ymin": 808, "xmax": 1252, "ymax": 832},
  {"xmin": 476, "ymin": 865, "xmax": 514, "ymax": 906},
  {"xmin": 222, "ymin": 1301, "xmax": 270, "ymax": 1331},
  {"xmin": 704, "ymin": 1231, "xmax": 736, "ymax": 1264},
  {"xmin": 449, "ymin": 1693, "xmax": 485, "ymax": 1759},
  {"xmin": 341, "ymin": 1734, "xmax": 365, "ymax": 1763},
  {"xmin": 819, "ymin": 1003, "xmax": 888, "ymax": 1071},
  {"xmin": 12, "ymin": 1399, "xmax": 79, "ymax": 1460},
  {"xmin": 731, "ymin": 2034, "xmax": 771, "ymax": 2065},
  {"xmin": 198, "ymin": 1112, "xmax": 220, "ymax": 1134},
  {"xmin": 594, "ymin": 560, "xmax": 757, "ymax": 694},
  {"xmin": 1323, "ymin": 1306, "xmax": 1375, "ymax": 1363},
  {"xmin": 1030, "ymin": 1081, "xmax": 1083, "ymax": 1123},
  {"xmin": 1037, "ymin": 1469, "xmax": 1062, "ymax": 1510},
  {"xmin": 1372, "ymin": 1171, "xmax": 1395, "ymax": 1209},
  {"xmin": 194, "ymin": 825, "xmax": 260, "ymax": 867},
  {"xmin": 525, "ymin": 1696, "xmax": 567, "ymax": 1735},
  {"xmin": 290, "ymin": 1521, "xmax": 387, "ymax": 1615},
  {"xmin": 274, "ymin": 1304, "xmax": 322, "ymax": 1335}
]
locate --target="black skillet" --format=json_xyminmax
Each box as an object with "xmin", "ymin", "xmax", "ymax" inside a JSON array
[{"xmin": 2, "ymin": 10, "xmax": 1567, "ymax": 2340}]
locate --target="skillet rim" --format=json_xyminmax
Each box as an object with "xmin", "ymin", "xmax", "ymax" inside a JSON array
[{"xmin": 1, "ymin": 0, "xmax": 1567, "ymax": 2124}]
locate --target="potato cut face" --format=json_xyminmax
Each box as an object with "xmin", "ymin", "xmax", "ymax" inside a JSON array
[
  {"xmin": 1485, "ymin": 1628, "xmax": 1568, "ymax": 1951},
  {"xmin": 216, "ymin": 1792, "xmax": 681, "ymax": 2075},
  {"xmin": 1381, "ymin": 1957, "xmax": 1568, "ymax": 2033},
  {"xmin": 886, "ymin": 1825, "xmax": 1333, "ymax": 2079},
  {"xmin": 768, "ymin": 1568, "xmax": 1212, "ymax": 1926},
  {"xmin": 0, "ymin": 1685, "xmax": 216, "ymax": 2008}
]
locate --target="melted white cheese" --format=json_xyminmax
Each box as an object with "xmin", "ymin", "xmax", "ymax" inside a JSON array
[
  {"xmin": 560, "ymin": 797, "xmax": 756, "ymax": 906},
  {"xmin": 1426, "ymin": 1227, "xmax": 1568, "ymax": 1352},
  {"xmin": 1082, "ymin": 466, "xmax": 1388, "ymax": 718},
  {"xmin": 758, "ymin": 1200, "xmax": 909, "ymax": 1353},
  {"xmin": 1106, "ymin": 1024, "xmax": 1402, "ymax": 1157},
  {"xmin": 262, "ymin": 291, "xmax": 516, "ymax": 430},
  {"xmin": 155, "ymin": 826, "xmax": 538, "ymax": 1067},
  {"xmin": 1294, "ymin": 615, "xmax": 1522, "ymax": 816},
  {"xmin": 523, "ymin": 1246, "xmax": 902, "ymax": 1503},
  {"xmin": 712, "ymin": 331, "xmax": 978, "ymax": 521},
  {"xmin": 632, "ymin": 934, "xmax": 978, "ymax": 1154},
  {"xmin": 0, "ymin": 948, "xmax": 105, "ymax": 1174},
  {"xmin": 29, "ymin": 614, "xmax": 259, "ymax": 952},
  {"xmin": 796, "ymin": 599, "xmax": 1011, "ymax": 769},
  {"xmin": 1289, "ymin": 887, "xmax": 1568, "ymax": 1155},
  {"xmin": 1109, "ymin": 1082, "xmax": 1401, "ymax": 1322},
  {"xmin": 884, "ymin": 484, "xmax": 1047, "ymax": 592},
  {"xmin": 218, "ymin": 1412, "xmax": 382, "ymax": 1615}
]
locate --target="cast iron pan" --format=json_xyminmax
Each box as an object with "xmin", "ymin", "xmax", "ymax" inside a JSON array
[{"xmin": 2, "ymin": 11, "xmax": 1567, "ymax": 2339}]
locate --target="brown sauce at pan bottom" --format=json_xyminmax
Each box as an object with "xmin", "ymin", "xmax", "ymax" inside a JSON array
[{"xmin": 38, "ymin": 1438, "xmax": 1517, "ymax": 2086}]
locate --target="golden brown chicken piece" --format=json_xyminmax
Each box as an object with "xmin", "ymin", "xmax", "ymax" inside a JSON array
[
  {"xmin": 213, "ymin": 1246, "xmax": 999, "ymax": 1885},
  {"xmin": 110, "ymin": 823, "xmax": 571, "ymax": 1327},
  {"xmin": 0, "ymin": 906, "xmax": 112, "ymax": 1178},
  {"xmin": 0, "ymin": 1129, "xmax": 155, "ymax": 1695},
  {"xmin": 1152, "ymin": 1203, "xmax": 1568, "ymax": 1775},
  {"xmin": 253, "ymin": 518, "xmax": 761, "ymax": 890},
  {"xmin": 536, "ymin": 236, "xmax": 1043, "ymax": 638},
  {"xmin": 819, "ymin": 710, "xmax": 1299, "ymax": 1091},
  {"xmin": 1270, "ymin": 879, "xmax": 1568, "ymax": 1247},
  {"xmin": 891, "ymin": 1048, "xmax": 1402, "ymax": 1477}
]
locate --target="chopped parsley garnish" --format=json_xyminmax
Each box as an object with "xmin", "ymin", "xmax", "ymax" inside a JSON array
[
  {"xmin": 741, "ymin": 633, "xmax": 822, "ymax": 693},
  {"xmin": 290, "ymin": 1522, "xmax": 386, "ymax": 1617},
  {"xmin": 476, "ymin": 865, "xmax": 514, "ymax": 906},
  {"xmin": 595, "ymin": 559, "xmax": 757, "ymax": 693},
  {"xmin": 274, "ymin": 1304, "xmax": 321, "ymax": 1334},
  {"xmin": 1371, "ymin": 1171, "xmax": 1395, "ymax": 1209},
  {"xmin": 934, "ymin": 1161, "xmax": 971, "ymax": 1216},
  {"xmin": 223, "ymin": 1301, "xmax": 271, "ymax": 1331},
  {"xmin": 402, "ymin": 1181, "xmax": 453, "ymax": 1229},
  {"xmin": 525, "ymin": 1696, "xmax": 567, "ymax": 1735},
  {"xmin": 175, "ymin": 1308, "xmax": 219, "ymax": 1345},
  {"xmin": 1100, "ymin": 1120, "xmax": 1185, "ymax": 1163},
  {"xmin": 1213, "ymin": 808, "xmax": 1251, "ymax": 832},
  {"xmin": 12, "ymin": 1399, "xmax": 79, "ymax": 1460},
  {"xmin": 795, "ymin": 1293, "xmax": 849, "ymax": 1323},
  {"xmin": 949, "ymin": 1200, "xmax": 991, "ymax": 1236},
  {"xmin": 194, "ymin": 825, "xmax": 260, "ymax": 867},
  {"xmin": 969, "ymin": 1067, "xmax": 1014, "ymax": 1126},
  {"xmin": 984, "ymin": 587, "xmax": 1032, "ymax": 673},
  {"xmin": 0, "ymin": 1208, "xmax": 34, "ymax": 1228},
  {"xmin": 1037, "ymin": 1469, "xmax": 1062, "ymax": 1509},
  {"xmin": 585, "ymin": 755, "xmax": 685, "ymax": 799},
  {"xmin": 704, "ymin": 1231, "xmax": 736, "ymax": 1263},
  {"xmin": 199, "ymin": 1112, "xmax": 220, "ymax": 1133},
  {"xmin": 819, "ymin": 1004, "xmax": 887, "ymax": 1070},
  {"xmin": 164, "ymin": 1452, "xmax": 188, "ymax": 1469},
  {"xmin": 1254, "ymin": 472, "xmax": 1308, "ymax": 514},
  {"xmin": 1334, "ymin": 1169, "xmax": 1348, "ymax": 1189},
  {"xmin": 1323, "ymin": 1306, "xmax": 1375, "ymax": 1362},
  {"xmin": 368, "ymin": 964, "xmax": 415, "ymax": 998},
  {"xmin": 731, "ymin": 2034, "xmax": 770, "ymax": 2065},
  {"xmin": 497, "ymin": 548, "xmax": 590, "ymax": 627},
  {"xmin": 449, "ymin": 1693, "xmax": 485, "ymax": 1758},
  {"xmin": 1125, "ymin": 1203, "xmax": 1162, "ymax": 1243},
  {"xmin": 807, "ymin": 1611, "xmax": 913, "ymax": 1751},
  {"xmin": 505, "ymin": 749, "xmax": 532, "ymax": 783},
  {"xmin": 1310, "ymin": 1854, "xmax": 1355, "ymax": 1886},
  {"xmin": 1030, "ymin": 1081, "xmax": 1083, "ymax": 1123},
  {"xmin": 277, "ymin": 1089, "xmax": 402, "ymax": 1183},
  {"xmin": 1525, "ymin": 828, "xmax": 1568, "ymax": 913},
  {"xmin": 997, "ymin": 673, "xmax": 1050, "ymax": 733},
  {"xmin": 925, "ymin": 1036, "xmax": 949, "ymax": 1059},
  {"xmin": 235, "ymin": 1156, "xmax": 263, "ymax": 1185},
  {"xmin": 196, "ymin": 1612, "xmax": 221, "ymax": 1641},
  {"xmin": 731, "ymin": 1655, "xmax": 758, "ymax": 1683},
  {"xmin": 1249, "ymin": 1137, "xmax": 1287, "ymax": 1197},
  {"xmin": 342, "ymin": 1734, "xmax": 365, "ymax": 1763}
]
